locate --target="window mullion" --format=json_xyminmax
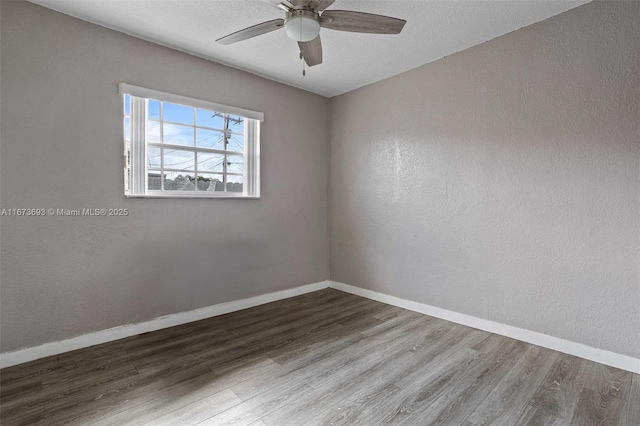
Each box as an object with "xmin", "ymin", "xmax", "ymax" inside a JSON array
[
  {"xmin": 223, "ymin": 115, "xmax": 228, "ymax": 192},
  {"xmin": 193, "ymin": 107, "xmax": 198, "ymax": 191},
  {"xmin": 130, "ymin": 96, "xmax": 146, "ymax": 195},
  {"xmin": 244, "ymin": 119, "xmax": 250, "ymax": 197},
  {"xmin": 160, "ymin": 101, "xmax": 165, "ymax": 191},
  {"xmin": 245, "ymin": 119, "xmax": 259, "ymax": 197},
  {"xmin": 147, "ymin": 142, "xmax": 230, "ymax": 156}
]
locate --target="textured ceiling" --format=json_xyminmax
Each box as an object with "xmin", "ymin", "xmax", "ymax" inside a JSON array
[{"xmin": 28, "ymin": 0, "xmax": 590, "ymax": 97}]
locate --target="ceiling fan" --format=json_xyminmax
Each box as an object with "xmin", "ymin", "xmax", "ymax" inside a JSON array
[{"xmin": 215, "ymin": 0, "xmax": 406, "ymax": 68}]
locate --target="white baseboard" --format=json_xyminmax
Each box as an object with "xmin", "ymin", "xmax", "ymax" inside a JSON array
[
  {"xmin": 3, "ymin": 279, "xmax": 638, "ymax": 374},
  {"xmin": 329, "ymin": 281, "xmax": 640, "ymax": 374},
  {"xmin": 0, "ymin": 280, "xmax": 331, "ymax": 369}
]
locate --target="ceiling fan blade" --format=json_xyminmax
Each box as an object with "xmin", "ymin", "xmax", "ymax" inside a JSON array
[
  {"xmin": 259, "ymin": 0, "xmax": 294, "ymax": 10},
  {"xmin": 298, "ymin": 35, "xmax": 322, "ymax": 67},
  {"xmin": 320, "ymin": 10, "xmax": 406, "ymax": 34},
  {"xmin": 216, "ymin": 19, "xmax": 285, "ymax": 45},
  {"xmin": 313, "ymin": 0, "xmax": 335, "ymax": 12}
]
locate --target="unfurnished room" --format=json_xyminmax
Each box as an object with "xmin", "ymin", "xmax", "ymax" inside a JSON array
[{"xmin": 0, "ymin": 0, "xmax": 639, "ymax": 425}]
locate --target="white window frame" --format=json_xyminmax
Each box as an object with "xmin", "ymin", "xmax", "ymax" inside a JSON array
[{"xmin": 119, "ymin": 83, "xmax": 262, "ymax": 198}]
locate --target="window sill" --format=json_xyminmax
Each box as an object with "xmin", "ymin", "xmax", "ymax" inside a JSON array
[{"xmin": 125, "ymin": 193, "xmax": 259, "ymax": 199}]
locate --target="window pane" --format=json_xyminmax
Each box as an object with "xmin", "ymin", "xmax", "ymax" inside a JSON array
[
  {"xmin": 226, "ymin": 154, "xmax": 244, "ymax": 175},
  {"xmin": 163, "ymin": 123, "xmax": 194, "ymax": 146},
  {"xmin": 226, "ymin": 133, "xmax": 244, "ymax": 153},
  {"xmin": 227, "ymin": 115, "xmax": 244, "ymax": 134},
  {"xmin": 197, "ymin": 152, "xmax": 224, "ymax": 173},
  {"xmin": 148, "ymin": 99, "xmax": 160, "ymax": 120},
  {"xmin": 124, "ymin": 95, "xmax": 131, "ymax": 115},
  {"xmin": 163, "ymin": 148, "xmax": 194, "ymax": 171},
  {"xmin": 196, "ymin": 128, "xmax": 224, "ymax": 150},
  {"xmin": 197, "ymin": 109, "xmax": 224, "ymax": 129},
  {"xmin": 226, "ymin": 174, "xmax": 244, "ymax": 193},
  {"xmin": 163, "ymin": 102, "xmax": 194, "ymax": 125},
  {"xmin": 196, "ymin": 173, "xmax": 224, "ymax": 192},
  {"xmin": 147, "ymin": 172, "xmax": 162, "ymax": 190},
  {"xmin": 164, "ymin": 172, "xmax": 195, "ymax": 191},
  {"xmin": 124, "ymin": 117, "xmax": 131, "ymax": 141},
  {"xmin": 148, "ymin": 146, "xmax": 161, "ymax": 168},
  {"xmin": 148, "ymin": 121, "xmax": 161, "ymax": 143}
]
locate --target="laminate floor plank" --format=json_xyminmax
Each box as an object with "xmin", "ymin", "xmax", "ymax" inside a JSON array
[
  {"xmin": 130, "ymin": 296, "xmax": 376, "ymax": 377},
  {"xmin": 516, "ymin": 404, "xmax": 570, "ymax": 426},
  {"xmin": 220, "ymin": 302, "xmax": 396, "ymax": 400},
  {"xmin": 260, "ymin": 319, "xmax": 460, "ymax": 425},
  {"xmin": 265, "ymin": 322, "xmax": 348, "ymax": 365},
  {"xmin": 0, "ymin": 374, "xmax": 42, "ymax": 403},
  {"xmin": 261, "ymin": 376, "xmax": 397, "ymax": 426},
  {"xmin": 0, "ymin": 355, "xmax": 59, "ymax": 386},
  {"xmin": 392, "ymin": 325, "xmax": 491, "ymax": 389},
  {"xmin": 88, "ymin": 359, "xmax": 280, "ymax": 426},
  {"xmin": 371, "ymin": 304, "xmax": 413, "ymax": 321},
  {"xmin": 425, "ymin": 338, "xmax": 531, "ymax": 426},
  {"xmin": 516, "ymin": 353, "xmax": 588, "ymax": 425},
  {"xmin": 620, "ymin": 373, "xmax": 640, "ymax": 425},
  {"xmin": 303, "ymin": 379, "xmax": 402, "ymax": 426},
  {"xmin": 199, "ymin": 381, "xmax": 314, "ymax": 426},
  {"xmin": 221, "ymin": 292, "xmax": 371, "ymax": 338},
  {"xmin": 298, "ymin": 328, "xmax": 491, "ymax": 426},
  {"xmin": 355, "ymin": 346, "xmax": 486, "ymax": 425},
  {"xmin": 583, "ymin": 362, "xmax": 633, "ymax": 400},
  {"xmin": 231, "ymin": 314, "xmax": 437, "ymax": 402},
  {"xmin": 210, "ymin": 292, "xmax": 366, "ymax": 339},
  {"xmin": 570, "ymin": 387, "xmax": 626, "ymax": 425},
  {"xmin": 299, "ymin": 319, "xmax": 443, "ymax": 391},
  {"xmin": 210, "ymin": 288, "xmax": 342, "ymax": 328},
  {"xmin": 232, "ymin": 331, "xmax": 374, "ymax": 403},
  {"xmin": 140, "ymin": 389, "xmax": 241, "ymax": 426},
  {"xmin": 269, "ymin": 310, "xmax": 432, "ymax": 369},
  {"xmin": 24, "ymin": 318, "xmax": 225, "ymax": 381},
  {"xmin": 361, "ymin": 309, "xmax": 430, "ymax": 338},
  {"xmin": 113, "ymin": 289, "xmax": 339, "ymax": 363},
  {"xmin": 39, "ymin": 367, "xmax": 213, "ymax": 425},
  {"xmin": 1, "ymin": 289, "xmax": 638, "ymax": 426},
  {"xmin": 383, "ymin": 336, "xmax": 530, "ymax": 426},
  {"xmin": 191, "ymin": 298, "xmax": 384, "ymax": 376},
  {"xmin": 0, "ymin": 403, "xmax": 45, "ymax": 426},
  {"xmin": 123, "ymin": 332, "xmax": 233, "ymax": 374},
  {"xmin": 222, "ymin": 290, "xmax": 370, "ymax": 330},
  {"xmin": 465, "ymin": 345, "xmax": 559, "ymax": 426},
  {"xmin": 568, "ymin": 362, "xmax": 633, "ymax": 426},
  {"xmin": 31, "ymin": 327, "xmax": 218, "ymax": 386},
  {"xmin": 0, "ymin": 361, "xmax": 139, "ymax": 419}
]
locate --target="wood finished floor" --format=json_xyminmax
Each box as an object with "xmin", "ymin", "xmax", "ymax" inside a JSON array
[{"xmin": 1, "ymin": 289, "xmax": 638, "ymax": 426}]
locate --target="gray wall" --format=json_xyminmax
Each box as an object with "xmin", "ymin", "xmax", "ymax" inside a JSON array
[
  {"xmin": 330, "ymin": 1, "xmax": 639, "ymax": 358},
  {"xmin": 2, "ymin": 0, "xmax": 638, "ymax": 360},
  {"xmin": 0, "ymin": 1, "xmax": 330, "ymax": 353}
]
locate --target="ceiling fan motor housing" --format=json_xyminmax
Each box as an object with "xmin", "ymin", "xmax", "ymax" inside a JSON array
[{"xmin": 284, "ymin": 9, "xmax": 320, "ymax": 42}]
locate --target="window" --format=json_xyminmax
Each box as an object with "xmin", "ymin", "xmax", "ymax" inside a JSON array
[{"xmin": 120, "ymin": 83, "xmax": 262, "ymax": 198}]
